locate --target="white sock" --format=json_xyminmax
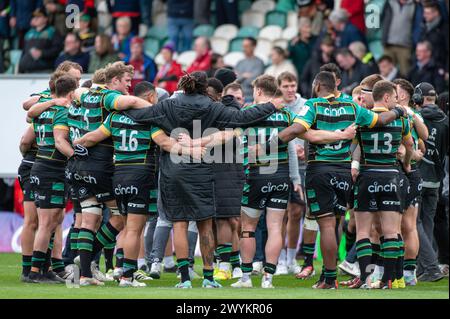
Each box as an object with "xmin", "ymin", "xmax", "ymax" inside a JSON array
[
  {"xmin": 264, "ymin": 273, "xmax": 273, "ymax": 283},
  {"xmin": 287, "ymin": 248, "xmax": 297, "ymax": 265},
  {"xmin": 278, "ymin": 249, "xmax": 287, "ymax": 265},
  {"xmin": 219, "ymin": 262, "xmax": 231, "ymax": 272},
  {"xmin": 137, "ymin": 258, "xmax": 146, "ymax": 270},
  {"xmin": 163, "ymin": 256, "xmax": 175, "ymax": 268}
]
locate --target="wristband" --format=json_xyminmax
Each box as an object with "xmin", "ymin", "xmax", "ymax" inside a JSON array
[
  {"xmin": 351, "ymin": 160, "xmax": 360, "ymax": 170},
  {"xmin": 392, "ymin": 106, "xmax": 405, "ymax": 119}
]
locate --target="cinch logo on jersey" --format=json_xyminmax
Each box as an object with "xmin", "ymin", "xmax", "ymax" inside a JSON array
[
  {"xmin": 261, "ymin": 182, "xmax": 289, "ymax": 193},
  {"xmin": 324, "ymin": 107, "xmax": 347, "ymax": 117},
  {"xmin": 330, "ymin": 177, "xmax": 350, "ymax": 191},
  {"xmin": 74, "ymin": 173, "xmax": 97, "ymax": 184},
  {"xmin": 368, "ymin": 182, "xmax": 397, "ymax": 193},
  {"xmin": 83, "ymin": 95, "xmax": 102, "ymax": 104},
  {"xmin": 115, "ymin": 185, "xmax": 138, "ymax": 195}
]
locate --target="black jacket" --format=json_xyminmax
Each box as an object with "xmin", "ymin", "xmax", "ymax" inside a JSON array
[
  {"xmin": 166, "ymin": 0, "xmax": 194, "ymax": 19},
  {"xmin": 340, "ymin": 59, "xmax": 372, "ymax": 95},
  {"xmin": 419, "ymin": 17, "xmax": 449, "ymax": 71},
  {"xmin": 418, "ymin": 104, "xmax": 449, "ymax": 185},
  {"xmin": 408, "ymin": 59, "xmax": 447, "ymax": 94},
  {"xmin": 212, "ymin": 95, "xmax": 245, "ymax": 217},
  {"xmin": 301, "ymin": 53, "xmax": 335, "ymax": 98},
  {"xmin": 125, "ymin": 94, "xmax": 276, "ymax": 221}
]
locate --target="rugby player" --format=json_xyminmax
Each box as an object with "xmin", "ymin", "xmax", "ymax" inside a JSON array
[
  {"xmin": 73, "ymin": 81, "xmax": 205, "ymax": 287},
  {"xmin": 24, "ymin": 75, "xmax": 78, "ymax": 283},
  {"xmin": 269, "ymin": 72, "xmax": 408, "ymax": 288},
  {"xmin": 352, "ymin": 80, "xmax": 414, "ymax": 289}
]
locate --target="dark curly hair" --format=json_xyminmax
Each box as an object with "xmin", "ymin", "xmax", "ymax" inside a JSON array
[{"xmin": 178, "ymin": 71, "xmax": 208, "ymax": 95}]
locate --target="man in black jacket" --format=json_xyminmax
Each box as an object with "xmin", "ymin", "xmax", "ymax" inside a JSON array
[
  {"xmin": 408, "ymin": 41, "xmax": 447, "ymax": 94},
  {"xmin": 416, "ymin": 82, "xmax": 449, "ymax": 282},
  {"xmin": 18, "ymin": 8, "xmax": 63, "ymax": 73},
  {"xmin": 335, "ymin": 48, "xmax": 372, "ymax": 95}
]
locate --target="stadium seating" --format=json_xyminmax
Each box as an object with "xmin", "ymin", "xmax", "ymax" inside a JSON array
[
  {"xmin": 193, "ymin": 24, "xmax": 215, "ymax": 38},
  {"xmin": 241, "ymin": 10, "xmax": 266, "ymax": 28},
  {"xmin": 287, "ymin": 11, "xmax": 299, "ymax": 28},
  {"xmin": 265, "ymin": 10, "xmax": 287, "ymax": 28},
  {"xmin": 238, "ymin": 0, "xmax": 253, "ymax": 14},
  {"xmin": 273, "ymin": 39, "xmax": 289, "ymax": 50},
  {"xmin": 210, "ymin": 37, "xmax": 230, "ymax": 56},
  {"xmin": 259, "ymin": 25, "xmax": 283, "ymax": 42},
  {"xmin": 146, "ymin": 26, "xmax": 169, "ymax": 45},
  {"xmin": 154, "ymin": 12, "xmax": 167, "ymax": 26},
  {"xmin": 251, "ymin": 0, "xmax": 276, "ymax": 13},
  {"xmin": 282, "ymin": 27, "xmax": 298, "ymax": 41},
  {"xmin": 214, "ymin": 24, "xmax": 239, "ymax": 40},
  {"xmin": 144, "ymin": 38, "xmax": 161, "ymax": 58},
  {"xmin": 237, "ymin": 26, "xmax": 260, "ymax": 39},
  {"xmin": 224, "ymin": 51, "xmax": 245, "ymax": 68},
  {"xmin": 5, "ymin": 50, "xmax": 22, "ymax": 74},
  {"xmin": 177, "ymin": 50, "xmax": 197, "ymax": 69},
  {"xmin": 255, "ymin": 38, "xmax": 273, "ymax": 60},
  {"xmin": 229, "ymin": 37, "xmax": 245, "ymax": 52}
]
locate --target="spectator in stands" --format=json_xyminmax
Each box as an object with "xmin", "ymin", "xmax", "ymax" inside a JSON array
[
  {"xmin": 378, "ymin": 55, "xmax": 401, "ymax": 81},
  {"xmin": 186, "ymin": 36, "xmax": 212, "ymax": 73},
  {"xmin": 194, "ymin": 0, "xmax": 210, "ymax": 25},
  {"xmin": 111, "ymin": 17, "xmax": 134, "ymax": 60},
  {"xmin": 18, "ymin": 8, "xmax": 63, "ymax": 73},
  {"xmin": 140, "ymin": 0, "xmax": 153, "ymax": 31},
  {"xmin": 154, "ymin": 43, "xmax": 183, "ymax": 94},
  {"xmin": 0, "ymin": 0, "xmax": 10, "ymax": 73},
  {"xmin": 124, "ymin": 36, "xmax": 158, "ymax": 93},
  {"xmin": 301, "ymin": 36, "xmax": 335, "ymax": 97},
  {"xmin": 419, "ymin": 1, "xmax": 448, "ymax": 74},
  {"xmin": 10, "ymin": 0, "xmax": 43, "ymax": 49},
  {"xmin": 44, "ymin": 0, "xmax": 68, "ymax": 37},
  {"xmin": 340, "ymin": 0, "xmax": 365, "ymax": 34},
  {"xmin": 328, "ymin": 8, "xmax": 366, "ymax": 48},
  {"xmin": 265, "ymin": 46, "xmax": 298, "ymax": 79},
  {"xmin": 288, "ymin": 18, "xmax": 317, "ymax": 78},
  {"xmin": 381, "ymin": 0, "xmax": 417, "ymax": 77},
  {"xmin": 215, "ymin": 0, "xmax": 239, "ymax": 27},
  {"xmin": 235, "ymin": 37, "xmax": 265, "ymax": 103},
  {"xmin": 167, "ymin": 0, "xmax": 194, "ymax": 53},
  {"xmin": 107, "ymin": 0, "xmax": 140, "ymax": 35},
  {"xmin": 214, "ymin": 67, "xmax": 237, "ymax": 87},
  {"xmin": 206, "ymin": 53, "xmax": 225, "ymax": 77},
  {"xmin": 408, "ymin": 41, "xmax": 446, "ymax": 93},
  {"xmin": 335, "ymin": 47, "xmax": 372, "ymax": 94},
  {"xmin": 349, "ymin": 41, "xmax": 379, "ymax": 74},
  {"xmin": 88, "ymin": 34, "xmax": 120, "ymax": 73},
  {"xmin": 297, "ymin": 0, "xmax": 330, "ymax": 37},
  {"xmin": 54, "ymin": 32, "xmax": 90, "ymax": 72},
  {"xmin": 77, "ymin": 13, "xmax": 96, "ymax": 52}
]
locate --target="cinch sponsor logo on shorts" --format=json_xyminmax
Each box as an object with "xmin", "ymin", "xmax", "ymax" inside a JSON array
[
  {"xmin": 330, "ymin": 177, "xmax": 350, "ymax": 191},
  {"xmin": 115, "ymin": 185, "xmax": 138, "ymax": 195},
  {"xmin": 270, "ymin": 198, "xmax": 288, "ymax": 204},
  {"xmin": 261, "ymin": 182, "xmax": 289, "ymax": 193},
  {"xmin": 74, "ymin": 173, "xmax": 97, "ymax": 184},
  {"xmin": 383, "ymin": 201, "xmax": 400, "ymax": 206},
  {"xmin": 368, "ymin": 182, "xmax": 397, "ymax": 193},
  {"xmin": 30, "ymin": 175, "xmax": 40, "ymax": 185},
  {"xmin": 128, "ymin": 202, "xmax": 145, "ymax": 209}
]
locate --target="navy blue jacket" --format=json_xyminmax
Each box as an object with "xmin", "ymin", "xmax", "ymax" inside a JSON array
[
  {"xmin": 10, "ymin": 0, "xmax": 43, "ymax": 31},
  {"xmin": 336, "ymin": 23, "xmax": 366, "ymax": 48},
  {"xmin": 167, "ymin": 0, "xmax": 194, "ymax": 19}
]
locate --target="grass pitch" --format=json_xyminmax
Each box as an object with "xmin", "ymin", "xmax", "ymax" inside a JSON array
[{"xmin": 0, "ymin": 253, "xmax": 447, "ymax": 299}]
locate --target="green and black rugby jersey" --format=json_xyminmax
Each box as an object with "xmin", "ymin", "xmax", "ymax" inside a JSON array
[
  {"xmin": 357, "ymin": 107, "xmax": 411, "ymax": 167},
  {"xmin": 408, "ymin": 109, "xmax": 424, "ymax": 165},
  {"xmin": 297, "ymin": 95, "xmax": 378, "ymax": 163},
  {"xmin": 32, "ymin": 105, "xmax": 69, "ymax": 163},
  {"xmin": 239, "ymin": 105, "xmax": 301, "ymax": 173},
  {"xmin": 100, "ymin": 112, "xmax": 163, "ymax": 167}
]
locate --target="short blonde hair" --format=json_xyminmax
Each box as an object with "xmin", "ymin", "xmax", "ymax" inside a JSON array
[
  {"xmin": 92, "ymin": 68, "xmax": 106, "ymax": 85},
  {"xmin": 105, "ymin": 61, "xmax": 134, "ymax": 83}
]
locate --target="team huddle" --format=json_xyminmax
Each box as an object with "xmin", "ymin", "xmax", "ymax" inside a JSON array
[{"xmin": 17, "ymin": 59, "xmax": 430, "ymax": 290}]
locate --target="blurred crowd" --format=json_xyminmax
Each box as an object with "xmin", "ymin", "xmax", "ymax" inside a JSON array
[{"xmin": 0, "ymin": 0, "xmax": 448, "ymax": 100}]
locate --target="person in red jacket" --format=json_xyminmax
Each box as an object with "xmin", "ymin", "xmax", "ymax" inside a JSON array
[
  {"xmin": 340, "ymin": 0, "xmax": 366, "ymax": 34},
  {"xmin": 154, "ymin": 43, "xmax": 183, "ymax": 94},
  {"xmin": 186, "ymin": 37, "xmax": 212, "ymax": 74}
]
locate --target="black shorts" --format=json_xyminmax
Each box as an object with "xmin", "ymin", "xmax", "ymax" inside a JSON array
[
  {"xmin": 30, "ymin": 161, "xmax": 66, "ymax": 209},
  {"xmin": 113, "ymin": 169, "xmax": 157, "ymax": 215},
  {"xmin": 73, "ymin": 163, "xmax": 114, "ymax": 203},
  {"xmin": 241, "ymin": 171, "xmax": 290, "ymax": 210},
  {"xmin": 305, "ymin": 166, "xmax": 353, "ymax": 218},
  {"xmin": 18, "ymin": 161, "xmax": 34, "ymax": 202},
  {"xmin": 354, "ymin": 168, "xmax": 402, "ymax": 213},
  {"xmin": 406, "ymin": 168, "xmax": 423, "ymax": 208},
  {"xmin": 289, "ymin": 182, "xmax": 306, "ymax": 205},
  {"xmin": 65, "ymin": 159, "xmax": 81, "ymax": 214}
]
